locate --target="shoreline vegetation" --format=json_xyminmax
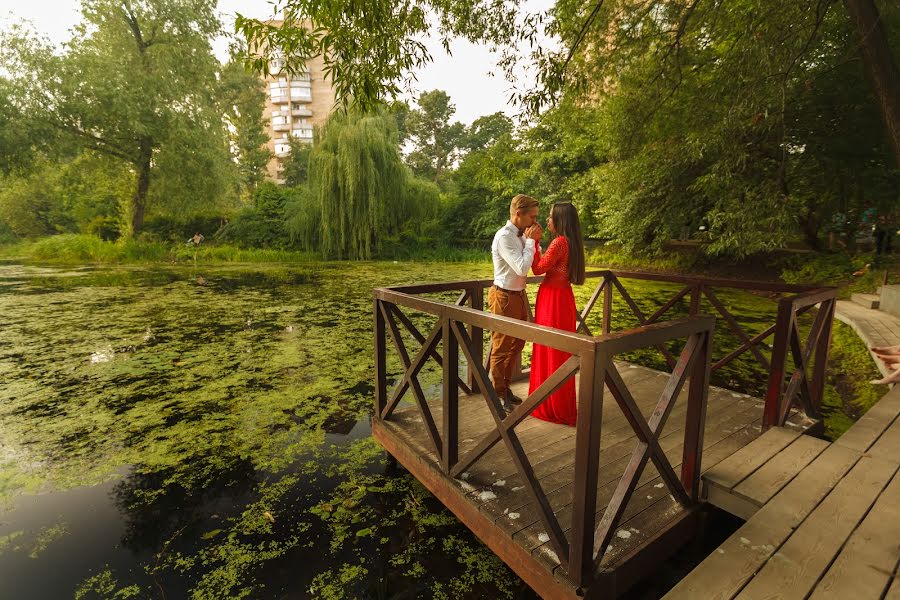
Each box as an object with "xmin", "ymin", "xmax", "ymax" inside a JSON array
[{"xmin": 1, "ymin": 233, "xmax": 895, "ymax": 293}]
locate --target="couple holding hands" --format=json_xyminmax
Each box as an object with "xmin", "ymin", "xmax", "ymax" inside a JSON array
[{"xmin": 488, "ymin": 194, "xmax": 586, "ymax": 426}]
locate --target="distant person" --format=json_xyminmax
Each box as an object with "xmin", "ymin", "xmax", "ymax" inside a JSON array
[
  {"xmin": 874, "ymin": 212, "xmax": 894, "ymax": 255},
  {"xmin": 489, "ymin": 194, "xmax": 542, "ymax": 412},
  {"xmin": 528, "ymin": 203, "xmax": 586, "ymax": 426},
  {"xmin": 188, "ymin": 231, "xmax": 204, "ymax": 246}
]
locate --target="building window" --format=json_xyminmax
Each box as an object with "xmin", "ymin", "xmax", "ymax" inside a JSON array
[
  {"xmin": 271, "ymin": 115, "xmax": 288, "ymax": 126},
  {"xmin": 275, "ymin": 143, "xmax": 291, "ymax": 155}
]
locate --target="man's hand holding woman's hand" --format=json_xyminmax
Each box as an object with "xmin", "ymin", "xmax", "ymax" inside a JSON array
[{"xmin": 525, "ymin": 224, "xmax": 542, "ymax": 241}]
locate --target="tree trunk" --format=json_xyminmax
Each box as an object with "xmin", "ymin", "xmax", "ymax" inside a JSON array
[
  {"xmin": 131, "ymin": 137, "xmax": 153, "ymax": 235},
  {"xmin": 800, "ymin": 213, "xmax": 822, "ymax": 250},
  {"xmin": 843, "ymin": 0, "xmax": 900, "ymax": 168}
]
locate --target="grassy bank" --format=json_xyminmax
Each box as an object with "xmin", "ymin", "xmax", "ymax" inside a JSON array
[
  {"xmin": 0, "ymin": 234, "xmax": 493, "ymax": 265},
  {"xmin": 0, "ymin": 235, "xmax": 317, "ymax": 265}
]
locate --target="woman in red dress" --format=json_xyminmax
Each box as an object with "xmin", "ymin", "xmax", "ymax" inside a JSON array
[{"xmin": 529, "ymin": 203, "xmax": 586, "ymax": 426}]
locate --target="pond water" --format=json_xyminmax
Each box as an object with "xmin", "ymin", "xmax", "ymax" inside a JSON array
[{"xmin": 0, "ymin": 262, "xmax": 788, "ymax": 599}]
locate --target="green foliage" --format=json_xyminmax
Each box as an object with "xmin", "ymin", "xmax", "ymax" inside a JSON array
[
  {"xmin": 235, "ymin": 2, "xmax": 518, "ymax": 112},
  {"xmin": 234, "ymin": 1, "xmax": 898, "ymax": 259},
  {"xmin": 0, "ymin": 153, "xmax": 131, "ymax": 239},
  {"xmin": 0, "ymin": 163, "xmax": 68, "ymax": 237},
  {"xmin": 220, "ymin": 49, "xmax": 272, "ymax": 200},
  {"xmin": 280, "ymin": 138, "xmax": 312, "ymax": 187},
  {"xmin": 464, "ymin": 112, "xmax": 514, "ymax": 152},
  {"xmin": 405, "ymin": 90, "xmax": 466, "ymax": 182},
  {"xmin": 218, "ymin": 183, "xmax": 299, "ymax": 249},
  {"xmin": 298, "ymin": 109, "xmax": 441, "ymax": 259},
  {"xmin": 821, "ymin": 322, "xmax": 889, "ymax": 439},
  {"xmin": 1, "ymin": 0, "xmax": 235, "ymax": 234},
  {"xmin": 0, "ymin": 75, "xmax": 53, "ymax": 175},
  {"xmin": 0, "ymin": 219, "xmax": 16, "ymax": 244},
  {"xmin": 447, "ymin": 132, "xmax": 530, "ymax": 240},
  {"xmin": 142, "ymin": 213, "xmax": 224, "ymax": 244},
  {"xmin": 0, "ymin": 234, "xmax": 315, "ymax": 265}
]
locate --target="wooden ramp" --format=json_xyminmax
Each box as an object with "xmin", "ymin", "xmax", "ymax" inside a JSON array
[
  {"xmin": 373, "ymin": 363, "xmax": 811, "ymax": 599},
  {"xmin": 665, "ymin": 384, "xmax": 900, "ymax": 600}
]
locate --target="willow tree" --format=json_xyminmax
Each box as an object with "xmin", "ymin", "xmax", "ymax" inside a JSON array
[{"xmin": 303, "ymin": 110, "xmax": 437, "ymax": 259}]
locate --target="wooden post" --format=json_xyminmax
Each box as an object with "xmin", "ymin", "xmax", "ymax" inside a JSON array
[
  {"xmin": 763, "ymin": 298, "xmax": 794, "ymax": 429},
  {"xmin": 809, "ymin": 298, "xmax": 835, "ymax": 419},
  {"xmin": 602, "ymin": 275, "xmax": 613, "ymax": 335},
  {"xmin": 689, "ymin": 284, "xmax": 702, "ymax": 316},
  {"xmin": 442, "ymin": 317, "xmax": 459, "ymax": 473},
  {"xmin": 681, "ymin": 329, "xmax": 712, "ymax": 501},
  {"xmin": 374, "ymin": 297, "xmax": 387, "ymax": 418},
  {"xmin": 468, "ymin": 285, "xmax": 484, "ymax": 393},
  {"xmin": 569, "ymin": 349, "xmax": 605, "ymax": 586}
]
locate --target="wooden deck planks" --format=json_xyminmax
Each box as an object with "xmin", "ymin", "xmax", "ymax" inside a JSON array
[
  {"xmin": 867, "ymin": 410, "xmax": 900, "ymax": 463},
  {"xmin": 734, "ymin": 456, "xmax": 898, "ymax": 600},
  {"xmin": 704, "ymin": 427, "xmax": 803, "ymax": 492},
  {"xmin": 731, "ymin": 435, "xmax": 830, "ymax": 507},
  {"xmin": 808, "ymin": 469, "xmax": 900, "ymax": 599},
  {"xmin": 886, "ymin": 577, "xmax": 900, "ymax": 600},
  {"xmin": 662, "ymin": 443, "xmax": 862, "ymax": 600}
]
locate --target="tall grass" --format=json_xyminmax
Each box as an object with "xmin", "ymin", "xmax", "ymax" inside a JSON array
[{"xmin": 0, "ymin": 234, "xmax": 316, "ymax": 265}]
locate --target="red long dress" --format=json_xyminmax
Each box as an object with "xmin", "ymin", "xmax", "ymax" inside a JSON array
[{"xmin": 529, "ymin": 236, "xmax": 578, "ymax": 426}]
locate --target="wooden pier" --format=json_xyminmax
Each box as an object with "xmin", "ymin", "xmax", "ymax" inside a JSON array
[{"xmin": 372, "ymin": 271, "xmax": 838, "ymax": 599}]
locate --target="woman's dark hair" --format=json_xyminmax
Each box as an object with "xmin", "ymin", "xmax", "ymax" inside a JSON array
[{"xmin": 550, "ymin": 203, "xmax": 586, "ymax": 285}]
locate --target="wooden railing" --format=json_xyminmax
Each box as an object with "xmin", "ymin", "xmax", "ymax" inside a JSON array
[
  {"xmin": 571, "ymin": 270, "xmax": 837, "ymax": 428},
  {"xmin": 382, "ymin": 270, "xmax": 837, "ymax": 429},
  {"xmin": 373, "ymin": 270, "xmax": 836, "ymax": 587}
]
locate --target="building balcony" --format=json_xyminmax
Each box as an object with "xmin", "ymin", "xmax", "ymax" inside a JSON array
[
  {"xmin": 290, "ymin": 91, "xmax": 312, "ymax": 102},
  {"xmin": 270, "ymin": 94, "xmax": 290, "ymax": 104},
  {"xmin": 292, "ymin": 107, "xmax": 313, "ymax": 117},
  {"xmin": 272, "ymin": 122, "xmax": 291, "ymax": 131}
]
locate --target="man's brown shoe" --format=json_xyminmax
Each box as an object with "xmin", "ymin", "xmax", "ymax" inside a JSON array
[{"xmin": 506, "ymin": 391, "xmax": 524, "ymax": 405}]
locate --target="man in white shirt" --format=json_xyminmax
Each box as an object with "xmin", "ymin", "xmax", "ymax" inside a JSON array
[{"xmin": 489, "ymin": 194, "xmax": 542, "ymax": 410}]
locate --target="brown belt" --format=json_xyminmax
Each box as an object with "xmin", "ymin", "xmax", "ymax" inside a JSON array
[{"xmin": 492, "ymin": 285, "xmax": 525, "ymax": 294}]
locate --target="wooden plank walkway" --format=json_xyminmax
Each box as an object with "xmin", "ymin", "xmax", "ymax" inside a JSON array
[
  {"xmin": 373, "ymin": 362, "xmax": 813, "ymax": 599},
  {"xmin": 664, "ymin": 383, "xmax": 900, "ymax": 600}
]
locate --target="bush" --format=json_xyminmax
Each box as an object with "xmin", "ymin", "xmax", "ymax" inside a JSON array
[
  {"xmin": 142, "ymin": 214, "xmax": 225, "ymax": 243},
  {"xmin": 217, "ymin": 183, "xmax": 297, "ymax": 249},
  {"xmin": 0, "ymin": 219, "xmax": 17, "ymax": 244}
]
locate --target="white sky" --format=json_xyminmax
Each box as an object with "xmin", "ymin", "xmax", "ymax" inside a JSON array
[{"xmin": 0, "ymin": 0, "xmax": 555, "ymax": 125}]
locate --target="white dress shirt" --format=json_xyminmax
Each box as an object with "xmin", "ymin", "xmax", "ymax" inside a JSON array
[{"xmin": 491, "ymin": 220, "xmax": 540, "ymax": 291}]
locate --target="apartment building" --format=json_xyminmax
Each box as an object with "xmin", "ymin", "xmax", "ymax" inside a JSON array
[{"xmin": 262, "ymin": 37, "xmax": 335, "ymax": 184}]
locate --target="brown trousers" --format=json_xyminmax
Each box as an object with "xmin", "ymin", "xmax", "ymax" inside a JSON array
[{"xmin": 487, "ymin": 286, "xmax": 529, "ymax": 398}]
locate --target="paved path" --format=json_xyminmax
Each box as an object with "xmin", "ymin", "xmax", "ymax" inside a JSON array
[{"xmin": 834, "ymin": 299, "xmax": 900, "ymax": 380}]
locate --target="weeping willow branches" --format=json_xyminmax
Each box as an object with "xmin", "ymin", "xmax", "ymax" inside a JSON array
[{"xmin": 292, "ymin": 109, "xmax": 440, "ymax": 259}]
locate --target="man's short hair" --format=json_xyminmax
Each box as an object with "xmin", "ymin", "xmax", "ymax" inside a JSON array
[{"xmin": 510, "ymin": 194, "xmax": 539, "ymax": 213}]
